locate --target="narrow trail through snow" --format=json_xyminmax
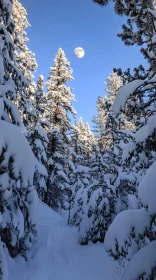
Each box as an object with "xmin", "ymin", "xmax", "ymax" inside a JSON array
[{"xmin": 8, "ymin": 203, "xmax": 119, "ymax": 280}]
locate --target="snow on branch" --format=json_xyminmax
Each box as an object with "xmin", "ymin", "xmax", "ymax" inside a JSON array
[
  {"xmin": 122, "ymin": 240, "xmax": 156, "ymax": 280},
  {"xmin": 112, "ymin": 80, "xmax": 144, "ymax": 117},
  {"xmin": 104, "ymin": 208, "xmax": 151, "ymax": 257},
  {"xmin": 112, "ymin": 74, "xmax": 156, "ymax": 117},
  {"xmin": 138, "ymin": 161, "xmax": 156, "ymax": 215},
  {"xmin": 135, "ymin": 115, "xmax": 156, "ymax": 143},
  {"xmin": 0, "ymin": 120, "xmax": 36, "ymax": 187}
]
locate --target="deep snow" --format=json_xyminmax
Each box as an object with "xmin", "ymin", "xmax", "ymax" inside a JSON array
[{"xmin": 8, "ymin": 202, "xmax": 119, "ymax": 280}]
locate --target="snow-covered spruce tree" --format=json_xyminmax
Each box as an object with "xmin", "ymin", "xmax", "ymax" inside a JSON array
[
  {"xmin": 77, "ymin": 73, "xmax": 134, "ymax": 244},
  {"xmin": 69, "ymin": 165, "xmax": 90, "ymax": 227},
  {"xmin": 72, "ymin": 118, "xmax": 95, "ymax": 162},
  {"xmin": 71, "ymin": 117, "xmax": 87, "ymax": 165},
  {"xmin": 95, "ymin": 0, "xmax": 156, "ymax": 277},
  {"xmin": 79, "ymin": 148, "xmax": 116, "ymax": 245},
  {"xmin": 83, "ymin": 122, "xmax": 95, "ymax": 160},
  {"xmin": 0, "ymin": 0, "xmax": 38, "ymax": 267},
  {"xmin": 69, "ymin": 119, "xmax": 91, "ymax": 226},
  {"xmin": 105, "ymin": 116, "xmax": 156, "ymax": 275},
  {"xmin": 46, "ymin": 127, "xmax": 72, "ymax": 210},
  {"xmin": 29, "ymin": 75, "xmax": 49, "ymax": 200},
  {"xmin": 78, "ymin": 112, "xmax": 134, "ymax": 244},
  {"xmin": 105, "ymin": 110, "xmax": 138, "ymax": 214},
  {"xmin": 12, "ymin": 0, "xmax": 37, "ymax": 132},
  {"xmin": 45, "ymin": 48, "xmax": 76, "ymax": 131},
  {"xmin": 93, "ymin": 71, "xmax": 133, "ymax": 148},
  {"xmin": 45, "ymin": 48, "xmax": 76, "ymax": 210},
  {"xmin": 12, "ymin": 0, "xmax": 37, "ymax": 83},
  {"xmin": 93, "ymin": 72, "xmax": 122, "ymax": 146}
]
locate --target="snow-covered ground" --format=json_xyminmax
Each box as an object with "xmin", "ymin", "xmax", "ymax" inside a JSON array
[{"xmin": 8, "ymin": 202, "xmax": 119, "ymax": 280}]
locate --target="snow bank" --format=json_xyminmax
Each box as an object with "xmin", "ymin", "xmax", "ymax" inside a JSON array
[
  {"xmin": 0, "ymin": 242, "xmax": 8, "ymax": 280},
  {"xmin": 104, "ymin": 208, "xmax": 151, "ymax": 256},
  {"xmin": 122, "ymin": 240, "xmax": 156, "ymax": 280},
  {"xmin": 139, "ymin": 161, "xmax": 156, "ymax": 215},
  {"xmin": 8, "ymin": 202, "xmax": 120, "ymax": 280},
  {"xmin": 112, "ymin": 80, "xmax": 143, "ymax": 117}
]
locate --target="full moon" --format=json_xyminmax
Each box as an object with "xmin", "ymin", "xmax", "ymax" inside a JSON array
[{"xmin": 74, "ymin": 47, "xmax": 85, "ymax": 58}]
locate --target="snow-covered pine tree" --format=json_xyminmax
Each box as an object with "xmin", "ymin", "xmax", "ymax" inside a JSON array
[
  {"xmin": 0, "ymin": 0, "xmax": 38, "ymax": 271},
  {"xmin": 12, "ymin": 0, "xmax": 37, "ymax": 83},
  {"xmin": 93, "ymin": 95, "xmax": 106, "ymax": 140},
  {"xmin": 69, "ymin": 165, "xmax": 90, "ymax": 227},
  {"xmin": 72, "ymin": 73, "xmax": 134, "ymax": 244},
  {"xmin": 96, "ymin": 0, "xmax": 156, "ymax": 278},
  {"xmin": 105, "ymin": 109, "xmax": 138, "ymax": 214},
  {"xmin": 72, "ymin": 118, "xmax": 95, "ymax": 162},
  {"xmin": 83, "ymin": 122, "xmax": 95, "ymax": 160},
  {"xmin": 78, "ymin": 111, "xmax": 133, "ymax": 244},
  {"xmin": 93, "ymin": 71, "xmax": 133, "ymax": 148},
  {"xmin": 93, "ymin": 72, "xmax": 122, "ymax": 146},
  {"xmin": 72, "ymin": 117, "xmax": 86, "ymax": 164},
  {"xmin": 45, "ymin": 48, "xmax": 76, "ymax": 131},
  {"xmin": 93, "ymin": 70, "xmax": 136, "ymax": 216},
  {"xmin": 45, "ymin": 48, "xmax": 76, "ymax": 210},
  {"xmin": 29, "ymin": 75, "xmax": 49, "ymax": 200},
  {"xmin": 79, "ymin": 148, "xmax": 116, "ymax": 245},
  {"xmin": 12, "ymin": 0, "xmax": 37, "ymax": 132},
  {"xmin": 69, "ymin": 119, "xmax": 91, "ymax": 226},
  {"xmin": 46, "ymin": 127, "xmax": 73, "ymax": 210}
]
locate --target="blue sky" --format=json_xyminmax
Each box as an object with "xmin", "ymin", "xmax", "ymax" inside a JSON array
[{"xmin": 20, "ymin": 0, "xmax": 144, "ymax": 127}]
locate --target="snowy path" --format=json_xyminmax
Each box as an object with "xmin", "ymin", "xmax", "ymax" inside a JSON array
[{"xmin": 8, "ymin": 203, "xmax": 120, "ymax": 280}]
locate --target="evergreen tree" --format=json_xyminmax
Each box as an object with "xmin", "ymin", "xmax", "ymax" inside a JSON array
[
  {"xmin": 46, "ymin": 127, "xmax": 72, "ymax": 210},
  {"xmin": 69, "ymin": 119, "xmax": 92, "ymax": 226},
  {"xmin": 12, "ymin": 0, "xmax": 37, "ymax": 83},
  {"xmin": 73, "ymin": 118, "xmax": 95, "ymax": 161},
  {"xmin": 94, "ymin": 0, "xmax": 156, "ymax": 277},
  {"xmin": 79, "ymin": 149, "xmax": 116, "ymax": 244},
  {"xmin": 0, "ymin": 0, "xmax": 38, "ymax": 273},
  {"xmin": 45, "ymin": 48, "xmax": 76, "ymax": 131},
  {"xmin": 45, "ymin": 48, "xmax": 76, "ymax": 210},
  {"xmin": 72, "ymin": 82, "xmax": 134, "ymax": 244},
  {"xmin": 29, "ymin": 75, "xmax": 49, "ymax": 200},
  {"xmin": 78, "ymin": 111, "xmax": 134, "ymax": 244},
  {"xmin": 12, "ymin": 0, "xmax": 38, "ymax": 132},
  {"xmin": 93, "ymin": 71, "xmax": 133, "ymax": 148}
]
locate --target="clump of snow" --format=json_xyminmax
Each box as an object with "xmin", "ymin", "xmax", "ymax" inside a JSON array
[
  {"xmin": 135, "ymin": 115, "xmax": 156, "ymax": 143},
  {"xmin": 4, "ymin": 98, "xmax": 21, "ymax": 125},
  {"xmin": 128, "ymin": 194, "xmax": 139, "ymax": 210},
  {"xmin": 58, "ymin": 170, "xmax": 70, "ymax": 183},
  {"xmin": 0, "ymin": 120, "xmax": 36, "ymax": 187},
  {"xmin": 122, "ymin": 240, "xmax": 156, "ymax": 280},
  {"xmin": 0, "ymin": 85, "xmax": 15, "ymax": 98},
  {"xmin": 112, "ymin": 80, "xmax": 143, "ymax": 117},
  {"xmin": 75, "ymin": 165, "xmax": 90, "ymax": 173},
  {"xmin": 35, "ymin": 161, "xmax": 48, "ymax": 178},
  {"xmin": 138, "ymin": 161, "xmax": 156, "ymax": 215},
  {"xmin": 115, "ymin": 172, "xmax": 136, "ymax": 187},
  {"xmin": 104, "ymin": 208, "xmax": 151, "ymax": 256},
  {"xmin": 122, "ymin": 142, "xmax": 136, "ymax": 161}
]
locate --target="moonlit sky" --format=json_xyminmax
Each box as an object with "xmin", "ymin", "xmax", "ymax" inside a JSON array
[{"xmin": 20, "ymin": 0, "xmax": 145, "ymax": 127}]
